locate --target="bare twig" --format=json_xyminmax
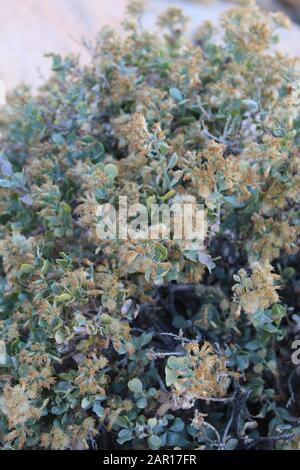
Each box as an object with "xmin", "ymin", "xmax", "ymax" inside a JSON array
[
  {"xmin": 287, "ymin": 370, "xmax": 297, "ymax": 407},
  {"xmin": 246, "ymin": 433, "xmax": 295, "ymax": 450}
]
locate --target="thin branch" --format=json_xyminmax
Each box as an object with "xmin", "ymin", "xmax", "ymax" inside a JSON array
[
  {"xmin": 196, "ymin": 395, "xmax": 235, "ymax": 403},
  {"xmin": 246, "ymin": 433, "xmax": 295, "ymax": 450},
  {"xmin": 287, "ymin": 370, "xmax": 297, "ymax": 408}
]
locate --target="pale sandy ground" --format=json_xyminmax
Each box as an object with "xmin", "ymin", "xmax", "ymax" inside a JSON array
[{"xmin": 1, "ymin": 0, "xmax": 300, "ymax": 92}]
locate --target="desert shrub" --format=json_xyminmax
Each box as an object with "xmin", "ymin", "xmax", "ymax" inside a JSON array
[{"xmin": 0, "ymin": 0, "xmax": 300, "ymax": 450}]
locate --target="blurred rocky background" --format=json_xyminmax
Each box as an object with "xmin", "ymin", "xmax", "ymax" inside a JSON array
[
  {"xmin": 259, "ymin": 0, "xmax": 300, "ymax": 23},
  {"xmin": 1, "ymin": 0, "xmax": 300, "ymax": 91}
]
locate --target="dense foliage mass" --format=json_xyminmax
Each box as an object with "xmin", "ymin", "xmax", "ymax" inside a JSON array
[{"xmin": 0, "ymin": 0, "xmax": 300, "ymax": 450}]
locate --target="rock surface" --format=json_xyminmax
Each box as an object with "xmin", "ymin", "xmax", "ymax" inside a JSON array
[{"xmin": 1, "ymin": 0, "xmax": 300, "ymax": 91}]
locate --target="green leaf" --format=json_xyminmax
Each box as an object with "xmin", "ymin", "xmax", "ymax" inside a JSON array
[
  {"xmin": 136, "ymin": 397, "xmax": 147, "ymax": 408},
  {"xmin": 51, "ymin": 404, "xmax": 69, "ymax": 415},
  {"xmin": 19, "ymin": 263, "xmax": 35, "ymax": 274},
  {"xmin": 154, "ymin": 244, "xmax": 168, "ymax": 261},
  {"xmin": 167, "ymin": 356, "xmax": 180, "ymax": 370},
  {"xmin": 54, "ymin": 329, "xmax": 66, "ymax": 344},
  {"xmin": 54, "ymin": 293, "xmax": 73, "ymax": 303},
  {"xmin": 272, "ymin": 304, "xmax": 286, "ymax": 324},
  {"xmin": 169, "ymin": 417, "xmax": 185, "ymax": 432},
  {"xmin": 169, "ymin": 87, "xmax": 182, "ymax": 102},
  {"xmin": 225, "ymin": 438, "xmax": 238, "ymax": 450},
  {"xmin": 52, "ymin": 133, "xmax": 65, "ymax": 145},
  {"xmin": 197, "ymin": 251, "xmax": 215, "ymax": 272},
  {"xmin": 261, "ymin": 322, "xmax": 280, "ymax": 334},
  {"xmin": 92, "ymin": 402, "xmax": 105, "ymax": 417},
  {"xmin": 167, "ymin": 153, "xmax": 178, "ymax": 169},
  {"xmin": 61, "ymin": 202, "xmax": 72, "ymax": 214},
  {"xmin": 0, "ymin": 155, "xmax": 13, "ymax": 176},
  {"xmin": 117, "ymin": 428, "xmax": 133, "ymax": 445},
  {"xmin": 104, "ymin": 163, "xmax": 118, "ymax": 179},
  {"xmin": 161, "ymin": 190, "xmax": 176, "ymax": 202},
  {"xmin": 236, "ymin": 354, "xmax": 249, "ymax": 371},
  {"xmin": 128, "ymin": 378, "xmax": 143, "ymax": 395},
  {"xmin": 81, "ymin": 397, "xmax": 93, "ymax": 410},
  {"xmin": 0, "ymin": 340, "xmax": 7, "ymax": 365},
  {"xmin": 241, "ymin": 99, "xmax": 259, "ymax": 113},
  {"xmin": 159, "ymin": 142, "xmax": 170, "ymax": 155},
  {"xmin": 282, "ymin": 267, "xmax": 295, "ymax": 279},
  {"xmin": 148, "ymin": 418, "xmax": 158, "ymax": 429},
  {"xmin": 165, "ymin": 367, "xmax": 177, "ymax": 387},
  {"xmin": 41, "ymin": 259, "xmax": 50, "ymax": 275},
  {"xmin": 56, "ymin": 381, "xmax": 73, "ymax": 393},
  {"xmin": 245, "ymin": 340, "xmax": 261, "ymax": 351},
  {"xmin": 0, "ymin": 178, "xmax": 15, "ymax": 188},
  {"xmin": 148, "ymin": 434, "xmax": 162, "ymax": 449},
  {"xmin": 114, "ymin": 416, "xmax": 131, "ymax": 429}
]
